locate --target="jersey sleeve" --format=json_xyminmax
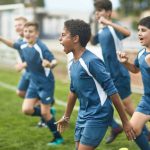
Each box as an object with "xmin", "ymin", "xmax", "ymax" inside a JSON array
[
  {"xmin": 70, "ymin": 79, "xmax": 76, "ymax": 93},
  {"xmin": 89, "ymin": 58, "xmax": 118, "ymax": 96},
  {"xmin": 13, "ymin": 42, "xmax": 21, "ymax": 51},
  {"xmin": 134, "ymin": 56, "xmax": 139, "ymax": 68},
  {"xmin": 42, "ymin": 44, "xmax": 55, "ymax": 61},
  {"xmin": 115, "ymin": 29, "xmax": 127, "ymax": 40},
  {"xmin": 92, "ymin": 34, "xmax": 99, "ymax": 45}
]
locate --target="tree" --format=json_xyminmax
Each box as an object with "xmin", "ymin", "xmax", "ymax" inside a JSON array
[{"xmin": 119, "ymin": 0, "xmax": 150, "ymax": 16}]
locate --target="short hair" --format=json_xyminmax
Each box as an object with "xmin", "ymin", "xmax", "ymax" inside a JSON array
[
  {"xmin": 64, "ymin": 19, "xmax": 91, "ymax": 47},
  {"xmin": 24, "ymin": 21, "xmax": 39, "ymax": 31},
  {"xmin": 138, "ymin": 16, "xmax": 150, "ymax": 29},
  {"xmin": 14, "ymin": 16, "xmax": 27, "ymax": 22},
  {"xmin": 94, "ymin": 0, "xmax": 112, "ymax": 11}
]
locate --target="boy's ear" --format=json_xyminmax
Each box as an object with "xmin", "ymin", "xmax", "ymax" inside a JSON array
[
  {"xmin": 73, "ymin": 35, "xmax": 79, "ymax": 44},
  {"xmin": 106, "ymin": 10, "xmax": 112, "ymax": 18}
]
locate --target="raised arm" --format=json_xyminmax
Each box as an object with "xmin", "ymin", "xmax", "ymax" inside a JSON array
[
  {"xmin": 0, "ymin": 36, "xmax": 14, "ymax": 48},
  {"xmin": 117, "ymin": 51, "xmax": 140, "ymax": 73},
  {"xmin": 99, "ymin": 17, "xmax": 131, "ymax": 37}
]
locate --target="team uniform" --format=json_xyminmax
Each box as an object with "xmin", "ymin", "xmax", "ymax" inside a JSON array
[
  {"xmin": 93, "ymin": 26, "xmax": 131, "ymax": 99},
  {"xmin": 16, "ymin": 38, "xmax": 30, "ymax": 92},
  {"xmin": 13, "ymin": 39, "xmax": 55, "ymax": 104},
  {"xmin": 69, "ymin": 50, "xmax": 118, "ymax": 147},
  {"xmin": 134, "ymin": 48, "xmax": 150, "ymax": 115}
]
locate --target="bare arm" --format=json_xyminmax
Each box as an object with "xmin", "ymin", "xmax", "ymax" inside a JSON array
[
  {"xmin": 99, "ymin": 17, "xmax": 130, "ymax": 37},
  {"xmin": 0, "ymin": 36, "xmax": 14, "ymax": 48},
  {"xmin": 56, "ymin": 91, "xmax": 77, "ymax": 133},
  {"xmin": 117, "ymin": 51, "xmax": 140, "ymax": 73},
  {"xmin": 110, "ymin": 93, "xmax": 136, "ymax": 140}
]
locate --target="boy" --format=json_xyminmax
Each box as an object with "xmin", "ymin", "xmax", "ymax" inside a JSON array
[
  {"xmin": 0, "ymin": 17, "xmax": 50, "ymax": 128},
  {"xmin": 1, "ymin": 21, "xmax": 63, "ymax": 145},
  {"xmin": 118, "ymin": 16, "xmax": 150, "ymax": 150},
  {"xmin": 91, "ymin": 0, "xmax": 150, "ymax": 143},
  {"xmin": 56, "ymin": 19, "xmax": 135, "ymax": 150},
  {"xmin": 13, "ymin": 16, "xmax": 29, "ymax": 98}
]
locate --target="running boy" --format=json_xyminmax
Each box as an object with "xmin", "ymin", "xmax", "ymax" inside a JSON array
[
  {"xmin": 91, "ymin": 0, "xmax": 150, "ymax": 143},
  {"xmin": 118, "ymin": 16, "xmax": 150, "ymax": 150},
  {"xmin": 56, "ymin": 19, "xmax": 135, "ymax": 150},
  {"xmin": 0, "ymin": 17, "xmax": 50, "ymax": 127},
  {"xmin": 12, "ymin": 21, "xmax": 63, "ymax": 145}
]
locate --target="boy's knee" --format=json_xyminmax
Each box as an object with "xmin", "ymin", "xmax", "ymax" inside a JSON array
[
  {"xmin": 22, "ymin": 107, "xmax": 33, "ymax": 115},
  {"xmin": 16, "ymin": 90, "xmax": 25, "ymax": 98}
]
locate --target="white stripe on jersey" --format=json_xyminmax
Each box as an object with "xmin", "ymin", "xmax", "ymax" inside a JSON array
[
  {"xmin": 79, "ymin": 58, "xmax": 107, "ymax": 106},
  {"xmin": 33, "ymin": 43, "xmax": 50, "ymax": 77}
]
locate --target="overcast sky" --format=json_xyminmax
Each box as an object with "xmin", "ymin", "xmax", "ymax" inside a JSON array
[{"xmin": 44, "ymin": 0, "xmax": 120, "ymax": 12}]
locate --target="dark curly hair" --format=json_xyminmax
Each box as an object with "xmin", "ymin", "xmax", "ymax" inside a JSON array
[
  {"xmin": 64, "ymin": 19, "xmax": 91, "ymax": 47},
  {"xmin": 94, "ymin": 0, "xmax": 112, "ymax": 11}
]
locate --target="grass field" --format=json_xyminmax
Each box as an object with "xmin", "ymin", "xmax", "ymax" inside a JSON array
[{"xmin": 0, "ymin": 66, "xmax": 144, "ymax": 150}]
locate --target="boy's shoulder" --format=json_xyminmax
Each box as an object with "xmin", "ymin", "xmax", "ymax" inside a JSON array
[{"xmin": 35, "ymin": 39, "xmax": 48, "ymax": 49}]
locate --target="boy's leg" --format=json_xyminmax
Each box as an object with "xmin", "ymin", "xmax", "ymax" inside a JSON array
[
  {"xmin": 123, "ymin": 96, "xmax": 150, "ymax": 140},
  {"xmin": 22, "ymin": 98, "xmax": 38, "ymax": 115},
  {"xmin": 79, "ymin": 126, "xmax": 108, "ymax": 150},
  {"xmin": 130, "ymin": 112, "xmax": 150, "ymax": 150},
  {"xmin": 40, "ymin": 103, "xmax": 63, "ymax": 146}
]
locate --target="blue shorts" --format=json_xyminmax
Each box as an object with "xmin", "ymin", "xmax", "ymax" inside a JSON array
[
  {"xmin": 25, "ymin": 80, "xmax": 54, "ymax": 105},
  {"xmin": 136, "ymin": 95, "xmax": 150, "ymax": 115},
  {"xmin": 75, "ymin": 125, "xmax": 108, "ymax": 147},
  {"xmin": 17, "ymin": 71, "xmax": 30, "ymax": 91},
  {"xmin": 115, "ymin": 76, "xmax": 131, "ymax": 100}
]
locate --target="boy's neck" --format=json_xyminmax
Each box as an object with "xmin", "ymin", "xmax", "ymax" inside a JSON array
[{"xmin": 73, "ymin": 47, "xmax": 85, "ymax": 60}]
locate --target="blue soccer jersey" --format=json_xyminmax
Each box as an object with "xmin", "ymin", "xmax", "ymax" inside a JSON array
[
  {"xmin": 13, "ymin": 39, "xmax": 55, "ymax": 103},
  {"xmin": 70, "ymin": 50, "xmax": 118, "ymax": 127},
  {"xmin": 93, "ymin": 26, "xmax": 131, "ymax": 99},
  {"xmin": 134, "ymin": 48, "xmax": 150, "ymax": 115},
  {"xmin": 134, "ymin": 48, "xmax": 150, "ymax": 96},
  {"xmin": 14, "ymin": 38, "xmax": 30, "ymax": 91}
]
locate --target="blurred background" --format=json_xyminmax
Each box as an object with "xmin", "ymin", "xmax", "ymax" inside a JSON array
[
  {"xmin": 0, "ymin": 1, "xmax": 150, "ymax": 150},
  {"xmin": 0, "ymin": 0, "xmax": 150, "ymax": 92},
  {"xmin": 0, "ymin": 0, "xmax": 149, "ymax": 39}
]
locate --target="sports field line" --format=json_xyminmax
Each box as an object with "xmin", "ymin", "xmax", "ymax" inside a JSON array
[
  {"xmin": 0, "ymin": 81, "xmax": 121, "ymax": 123},
  {"xmin": 0, "ymin": 81, "xmax": 79, "ymax": 111}
]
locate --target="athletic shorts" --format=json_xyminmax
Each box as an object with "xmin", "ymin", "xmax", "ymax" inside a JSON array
[
  {"xmin": 17, "ymin": 71, "xmax": 30, "ymax": 91},
  {"xmin": 25, "ymin": 80, "xmax": 54, "ymax": 105},
  {"xmin": 136, "ymin": 95, "xmax": 150, "ymax": 115},
  {"xmin": 115, "ymin": 76, "xmax": 131, "ymax": 100},
  {"xmin": 74, "ymin": 125, "xmax": 108, "ymax": 147}
]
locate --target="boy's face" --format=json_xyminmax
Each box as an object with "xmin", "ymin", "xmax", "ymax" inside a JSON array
[
  {"xmin": 138, "ymin": 25, "xmax": 150, "ymax": 47},
  {"xmin": 23, "ymin": 26, "xmax": 39, "ymax": 44},
  {"xmin": 14, "ymin": 20, "xmax": 26, "ymax": 37},
  {"xmin": 59, "ymin": 27, "xmax": 74, "ymax": 54},
  {"xmin": 95, "ymin": 9, "xmax": 111, "ymax": 21}
]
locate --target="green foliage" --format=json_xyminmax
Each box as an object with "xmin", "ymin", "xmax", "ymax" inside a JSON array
[
  {"xmin": 0, "ymin": 0, "xmax": 44, "ymax": 7},
  {"xmin": 119, "ymin": 0, "xmax": 150, "ymax": 16}
]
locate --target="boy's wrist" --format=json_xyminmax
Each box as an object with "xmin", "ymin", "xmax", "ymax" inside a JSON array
[{"xmin": 62, "ymin": 115, "xmax": 70, "ymax": 123}]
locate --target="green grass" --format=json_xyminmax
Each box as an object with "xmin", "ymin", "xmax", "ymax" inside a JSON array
[{"xmin": 0, "ymin": 67, "xmax": 144, "ymax": 150}]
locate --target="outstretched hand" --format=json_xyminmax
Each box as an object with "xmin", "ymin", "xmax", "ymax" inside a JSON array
[
  {"xmin": 123, "ymin": 121, "xmax": 136, "ymax": 141},
  {"xmin": 55, "ymin": 116, "xmax": 70, "ymax": 133}
]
